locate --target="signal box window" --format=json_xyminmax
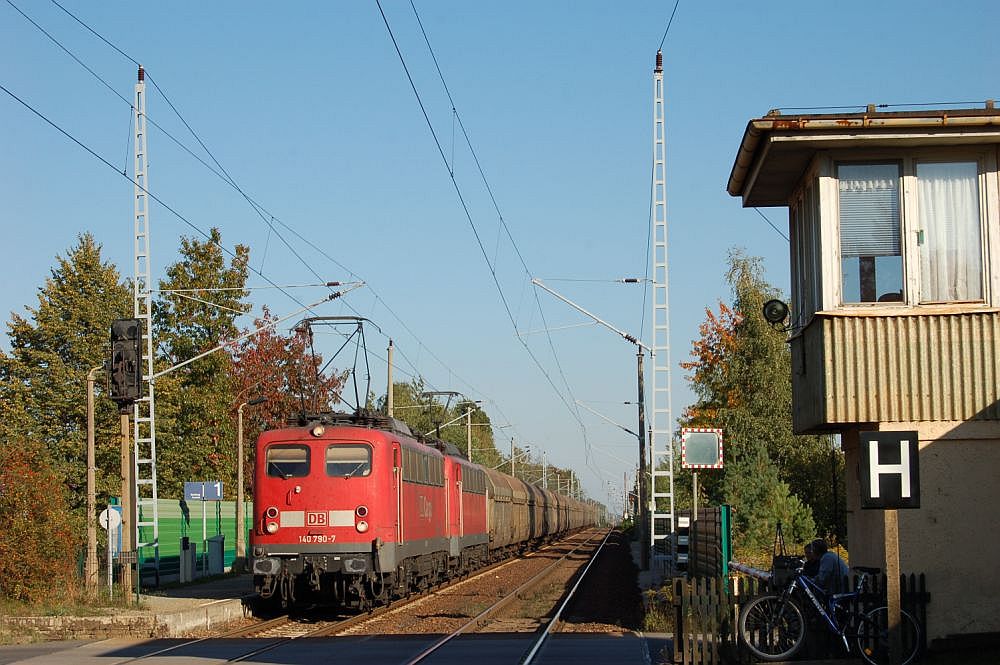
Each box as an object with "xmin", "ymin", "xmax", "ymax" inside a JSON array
[
  {"xmin": 266, "ymin": 444, "xmax": 310, "ymax": 478},
  {"xmin": 838, "ymin": 163, "xmax": 903, "ymax": 303},
  {"xmin": 326, "ymin": 445, "xmax": 372, "ymax": 478},
  {"xmin": 916, "ymin": 161, "xmax": 983, "ymax": 302}
]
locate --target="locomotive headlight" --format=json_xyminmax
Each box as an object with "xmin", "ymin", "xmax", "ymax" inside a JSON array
[
  {"xmin": 265, "ymin": 506, "xmax": 279, "ymax": 519},
  {"xmin": 355, "ymin": 520, "xmax": 369, "ymax": 533},
  {"xmin": 311, "ymin": 424, "xmax": 325, "ymax": 437},
  {"xmin": 356, "ymin": 505, "xmax": 368, "ymax": 518},
  {"xmin": 266, "ymin": 522, "xmax": 279, "ymax": 534}
]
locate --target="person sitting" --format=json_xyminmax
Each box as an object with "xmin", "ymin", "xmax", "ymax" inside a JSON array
[
  {"xmin": 810, "ymin": 538, "xmax": 849, "ymax": 594},
  {"xmin": 802, "ymin": 542, "xmax": 821, "ymax": 578}
]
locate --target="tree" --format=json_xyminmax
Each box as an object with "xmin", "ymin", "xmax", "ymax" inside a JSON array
[
  {"xmin": 0, "ymin": 438, "xmax": 80, "ymax": 603},
  {"xmin": 379, "ymin": 380, "xmax": 504, "ymax": 468},
  {"xmin": 153, "ymin": 229, "xmax": 250, "ymax": 497},
  {"xmin": 230, "ymin": 306, "xmax": 348, "ymax": 500},
  {"xmin": 0, "ymin": 233, "xmax": 131, "ymax": 508},
  {"xmin": 679, "ymin": 250, "xmax": 844, "ymax": 551},
  {"xmin": 232, "ymin": 307, "xmax": 345, "ymax": 428}
]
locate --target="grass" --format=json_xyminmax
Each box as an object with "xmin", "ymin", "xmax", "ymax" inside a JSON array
[
  {"xmin": 0, "ymin": 585, "xmax": 145, "ymax": 618},
  {"xmin": 642, "ymin": 586, "xmax": 675, "ymax": 633},
  {"xmin": 0, "ymin": 623, "xmax": 46, "ymax": 646}
]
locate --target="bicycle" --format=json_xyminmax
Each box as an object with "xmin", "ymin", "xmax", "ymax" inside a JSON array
[{"xmin": 738, "ymin": 563, "xmax": 921, "ymax": 665}]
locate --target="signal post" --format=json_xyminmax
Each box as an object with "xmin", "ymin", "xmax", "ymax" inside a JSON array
[{"xmin": 110, "ymin": 318, "xmax": 143, "ymax": 596}]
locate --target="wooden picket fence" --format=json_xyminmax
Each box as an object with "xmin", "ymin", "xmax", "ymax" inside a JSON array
[
  {"xmin": 672, "ymin": 576, "xmax": 732, "ymax": 665},
  {"xmin": 671, "ymin": 572, "xmax": 930, "ymax": 665}
]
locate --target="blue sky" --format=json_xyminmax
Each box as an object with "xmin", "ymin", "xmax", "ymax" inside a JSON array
[{"xmin": 3, "ymin": 1, "xmax": 999, "ymax": 508}]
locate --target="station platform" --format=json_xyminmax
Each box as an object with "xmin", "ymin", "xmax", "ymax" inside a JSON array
[{"xmin": 0, "ymin": 574, "xmax": 253, "ymax": 640}]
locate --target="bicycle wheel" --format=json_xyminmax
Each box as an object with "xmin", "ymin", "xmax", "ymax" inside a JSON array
[
  {"xmin": 855, "ymin": 606, "xmax": 921, "ymax": 665},
  {"xmin": 738, "ymin": 594, "xmax": 806, "ymax": 661}
]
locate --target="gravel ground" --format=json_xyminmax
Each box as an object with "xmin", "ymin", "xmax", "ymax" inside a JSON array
[
  {"xmin": 557, "ymin": 529, "xmax": 643, "ymax": 633},
  {"xmin": 341, "ymin": 530, "xmax": 605, "ymax": 636},
  {"xmin": 335, "ymin": 529, "xmax": 645, "ymax": 637}
]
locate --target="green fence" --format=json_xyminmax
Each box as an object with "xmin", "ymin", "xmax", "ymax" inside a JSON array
[{"xmin": 135, "ymin": 498, "xmax": 251, "ymax": 585}]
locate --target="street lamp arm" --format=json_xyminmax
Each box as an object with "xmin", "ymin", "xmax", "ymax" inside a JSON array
[
  {"xmin": 423, "ymin": 406, "xmax": 476, "ymax": 436},
  {"xmin": 531, "ymin": 278, "xmax": 651, "ymax": 353},
  {"xmin": 575, "ymin": 400, "xmax": 638, "ymax": 437}
]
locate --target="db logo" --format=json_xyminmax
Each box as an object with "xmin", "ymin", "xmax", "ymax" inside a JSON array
[
  {"xmin": 306, "ymin": 511, "xmax": 327, "ymax": 526},
  {"xmin": 418, "ymin": 496, "xmax": 433, "ymax": 520}
]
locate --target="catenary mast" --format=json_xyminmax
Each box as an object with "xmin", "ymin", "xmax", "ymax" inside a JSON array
[
  {"xmin": 649, "ymin": 50, "xmax": 676, "ymax": 576},
  {"xmin": 133, "ymin": 65, "xmax": 159, "ymax": 583}
]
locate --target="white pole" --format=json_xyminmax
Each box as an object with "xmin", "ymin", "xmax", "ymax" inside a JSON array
[
  {"xmin": 201, "ymin": 482, "xmax": 207, "ymax": 576},
  {"xmin": 86, "ymin": 366, "xmax": 102, "ymax": 594},
  {"xmin": 386, "ymin": 339, "xmax": 394, "ymax": 418},
  {"xmin": 466, "ymin": 408, "xmax": 472, "ymax": 462},
  {"xmin": 107, "ymin": 511, "xmax": 114, "ymax": 597}
]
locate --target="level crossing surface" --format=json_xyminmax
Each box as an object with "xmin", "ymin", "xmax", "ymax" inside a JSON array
[{"xmin": 0, "ymin": 633, "xmax": 661, "ymax": 665}]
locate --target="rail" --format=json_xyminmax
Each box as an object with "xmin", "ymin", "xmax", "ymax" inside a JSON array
[
  {"xmin": 521, "ymin": 528, "xmax": 613, "ymax": 663},
  {"xmin": 401, "ymin": 528, "xmax": 610, "ymax": 665}
]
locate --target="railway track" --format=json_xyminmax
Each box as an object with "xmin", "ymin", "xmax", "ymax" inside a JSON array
[
  {"xmin": 395, "ymin": 527, "xmax": 612, "ymax": 664},
  {"xmin": 111, "ymin": 531, "xmax": 596, "ymax": 664}
]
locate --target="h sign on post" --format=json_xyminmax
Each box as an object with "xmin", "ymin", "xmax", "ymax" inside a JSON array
[{"xmin": 859, "ymin": 431, "xmax": 920, "ymax": 509}]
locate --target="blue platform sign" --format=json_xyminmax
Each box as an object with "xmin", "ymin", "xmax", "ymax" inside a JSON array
[{"xmin": 184, "ymin": 481, "xmax": 223, "ymax": 501}]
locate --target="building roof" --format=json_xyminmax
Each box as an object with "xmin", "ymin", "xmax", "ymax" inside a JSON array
[{"xmin": 728, "ymin": 104, "xmax": 1000, "ymax": 207}]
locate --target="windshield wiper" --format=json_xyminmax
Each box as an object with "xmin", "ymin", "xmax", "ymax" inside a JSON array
[
  {"xmin": 343, "ymin": 462, "xmax": 367, "ymax": 478},
  {"xmin": 269, "ymin": 462, "xmax": 294, "ymax": 480}
]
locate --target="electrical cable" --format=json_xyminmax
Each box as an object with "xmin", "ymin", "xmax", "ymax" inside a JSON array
[
  {"xmin": 24, "ymin": 1, "xmax": 605, "ymax": 495},
  {"xmin": 36, "ymin": 0, "xmax": 331, "ymax": 298},
  {"xmin": 43, "ymin": 0, "xmax": 528, "ymax": 440},
  {"xmin": 403, "ymin": 1, "xmax": 597, "ymax": 467},
  {"xmin": 0, "ymin": 81, "xmax": 319, "ymax": 317},
  {"xmin": 658, "ymin": 0, "xmax": 681, "ymax": 50},
  {"xmin": 31, "ymin": 3, "xmax": 471, "ymax": 428},
  {"xmin": 752, "ymin": 207, "xmax": 790, "ymax": 242},
  {"xmin": 27, "ymin": 0, "xmax": 489, "ymax": 425}
]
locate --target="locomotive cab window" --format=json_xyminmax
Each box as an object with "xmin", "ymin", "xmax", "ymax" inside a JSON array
[
  {"xmin": 266, "ymin": 444, "xmax": 310, "ymax": 478},
  {"xmin": 326, "ymin": 444, "xmax": 372, "ymax": 478}
]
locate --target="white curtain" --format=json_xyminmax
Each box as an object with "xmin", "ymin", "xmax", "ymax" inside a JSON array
[{"xmin": 917, "ymin": 162, "xmax": 982, "ymax": 302}]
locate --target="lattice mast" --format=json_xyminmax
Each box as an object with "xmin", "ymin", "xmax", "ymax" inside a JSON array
[
  {"xmin": 132, "ymin": 65, "xmax": 159, "ymax": 582},
  {"xmin": 649, "ymin": 50, "xmax": 676, "ymax": 572}
]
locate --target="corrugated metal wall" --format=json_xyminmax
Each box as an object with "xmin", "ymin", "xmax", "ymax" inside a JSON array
[{"xmin": 792, "ymin": 311, "xmax": 1000, "ymax": 431}]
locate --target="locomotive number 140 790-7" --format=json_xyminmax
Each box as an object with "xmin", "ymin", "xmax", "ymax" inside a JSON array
[{"xmin": 298, "ymin": 534, "xmax": 336, "ymax": 544}]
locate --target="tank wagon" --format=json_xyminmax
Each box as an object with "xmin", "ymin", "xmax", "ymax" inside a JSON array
[{"xmin": 251, "ymin": 412, "xmax": 598, "ymax": 608}]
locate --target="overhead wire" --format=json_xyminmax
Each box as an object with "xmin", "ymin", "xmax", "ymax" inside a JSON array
[
  {"xmin": 9, "ymin": 0, "xmax": 321, "ymax": 315},
  {"xmin": 18, "ymin": 0, "xmax": 598, "ymax": 492},
  {"xmin": 0, "ymin": 81, "xmax": 325, "ymax": 317},
  {"xmin": 25, "ymin": 0, "xmax": 499, "ymax": 423},
  {"xmin": 752, "ymin": 207, "xmax": 790, "ymax": 242},
  {"xmin": 398, "ymin": 0, "xmax": 594, "ymax": 463},
  {"xmin": 658, "ymin": 0, "xmax": 682, "ymax": 51},
  {"xmin": 30, "ymin": 2, "xmax": 472, "ymax": 416}
]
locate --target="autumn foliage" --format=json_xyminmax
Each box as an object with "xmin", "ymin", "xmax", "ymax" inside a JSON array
[
  {"xmin": 0, "ymin": 439, "xmax": 80, "ymax": 603},
  {"xmin": 232, "ymin": 306, "xmax": 347, "ymax": 430},
  {"xmin": 679, "ymin": 301, "xmax": 741, "ymax": 425}
]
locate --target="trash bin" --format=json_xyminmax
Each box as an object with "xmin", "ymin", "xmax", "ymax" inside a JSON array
[
  {"xmin": 207, "ymin": 534, "xmax": 225, "ymax": 576},
  {"xmin": 179, "ymin": 536, "xmax": 197, "ymax": 583}
]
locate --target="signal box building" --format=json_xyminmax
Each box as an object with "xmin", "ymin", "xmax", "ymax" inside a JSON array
[{"xmin": 727, "ymin": 104, "xmax": 1000, "ymax": 644}]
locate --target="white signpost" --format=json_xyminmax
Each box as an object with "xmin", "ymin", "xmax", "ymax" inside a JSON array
[
  {"xmin": 99, "ymin": 506, "xmax": 122, "ymax": 595},
  {"xmin": 860, "ymin": 431, "xmax": 921, "ymax": 665}
]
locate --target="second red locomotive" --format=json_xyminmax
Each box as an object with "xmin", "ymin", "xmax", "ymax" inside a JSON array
[{"xmin": 250, "ymin": 412, "xmax": 599, "ymax": 608}]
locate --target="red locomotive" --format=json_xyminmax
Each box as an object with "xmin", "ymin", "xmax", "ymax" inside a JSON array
[{"xmin": 250, "ymin": 411, "xmax": 599, "ymax": 608}]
